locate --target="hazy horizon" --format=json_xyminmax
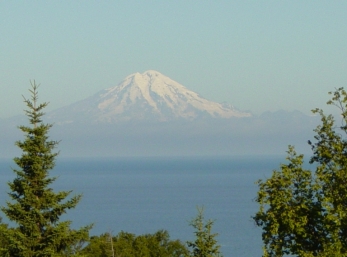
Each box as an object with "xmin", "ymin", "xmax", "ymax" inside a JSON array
[{"xmin": 2, "ymin": 2, "xmax": 347, "ymax": 118}]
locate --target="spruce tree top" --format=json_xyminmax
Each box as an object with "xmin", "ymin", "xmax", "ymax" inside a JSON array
[{"xmin": 1, "ymin": 82, "xmax": 90, "ymax": 257}]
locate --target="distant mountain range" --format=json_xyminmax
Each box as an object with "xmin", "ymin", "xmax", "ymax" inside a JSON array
[
  {"xmin": 0, "ymin": 71, "xmax": 321, "ymax": 158},
  {"xmin": 47, "ymin": 70, "xmax": 251, "ymax": 124}
]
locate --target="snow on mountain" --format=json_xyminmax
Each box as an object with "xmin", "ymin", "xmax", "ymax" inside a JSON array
[{"xmin": 48, "ymin": 70, "xmax": 251, "ymax": 123}]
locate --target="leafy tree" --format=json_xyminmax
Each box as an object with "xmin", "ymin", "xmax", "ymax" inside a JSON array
[
  {"xmin": 254, "ymin": 87, "xmax": 347, "ymax": 257},
  {"xmin": 1, "ymin": 83, "xmax": 91, "ymax": 257},
  {"xmin": 79, "ymin": 234, "xmax": 109, "ymax": 257},
  {"xmin": 81, "ymin": 230, "xmax": 188, "ymax": 257},
  {"xmin": 186, "ymin": 207, "xmax": 223, "ymax": 257}
]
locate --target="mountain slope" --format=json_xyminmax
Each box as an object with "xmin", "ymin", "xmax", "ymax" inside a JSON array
[{"xmin": 48, "ymin": 70, "xmax": 251, "ymax": 123}]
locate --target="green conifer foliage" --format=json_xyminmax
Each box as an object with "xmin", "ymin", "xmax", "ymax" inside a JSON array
[
  {"xmin": 186, "ymin": 207, "xmax": 223, "ymax": 257},
  {"xmin": 1, "ymin": 83, "xmax": 90, "ymax": 257}
]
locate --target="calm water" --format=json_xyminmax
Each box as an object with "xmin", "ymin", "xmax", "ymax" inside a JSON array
[{"xmin": 0, "ymin": 155, "xmax": 284, "ymax": 256}]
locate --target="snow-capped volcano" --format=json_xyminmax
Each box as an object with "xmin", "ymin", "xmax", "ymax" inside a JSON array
[{"xmin": 49, "ymin": 70, "xmax": 251, "ymax": 123}]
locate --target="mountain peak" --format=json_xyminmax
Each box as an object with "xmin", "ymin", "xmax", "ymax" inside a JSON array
[
  {"xmin": 49, "ymin": 71, "xmax": 251, "ymax": 123},
  {"xmin": 142, "ymin": 70, "xmax": 163, "ymax": 76},
  {"xmin": 126, "ymin": 70, "xmax": 164, "ymax": 79},
  {"xmin": 125, "ymin": 70, "xmax": 176, "ymax": 88}
]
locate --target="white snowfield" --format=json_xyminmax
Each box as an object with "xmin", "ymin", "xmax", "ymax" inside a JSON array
[
  {"xmin": 96, "ymin": 70, "xmax": 250, "ymax": 121},
  {"xmin": 49, "ymin": 70, "xmax": 251, "ymax": 123}
]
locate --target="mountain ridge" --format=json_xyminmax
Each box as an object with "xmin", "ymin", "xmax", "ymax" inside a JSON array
[
  {"xmin": 48, "ymin": 70, "xmax": 251, "ymax": 123},
  {"xmin": 0, "ymin": 72, "xmax": 320, "ymax": 157}
]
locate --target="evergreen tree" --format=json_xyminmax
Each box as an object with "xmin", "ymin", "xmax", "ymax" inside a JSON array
[
  {"xmin": 0, "ymin": 218, "xmax": 9, "ymax": 254},
  {"xmin": 186, "ymin": 207, "xmax": 223, "ymax": 257},
  {"xmin": 1, "ymin": 83, "xmax": 91, "ymax": 257},
  {"xmin": 254, "ymin": 87, "xmax": 347, "ymax": 256}
]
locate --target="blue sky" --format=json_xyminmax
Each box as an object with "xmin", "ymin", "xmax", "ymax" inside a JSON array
[{"xmin": 1, "ymin": 1, "xmax": 347, "ymax": 118}]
